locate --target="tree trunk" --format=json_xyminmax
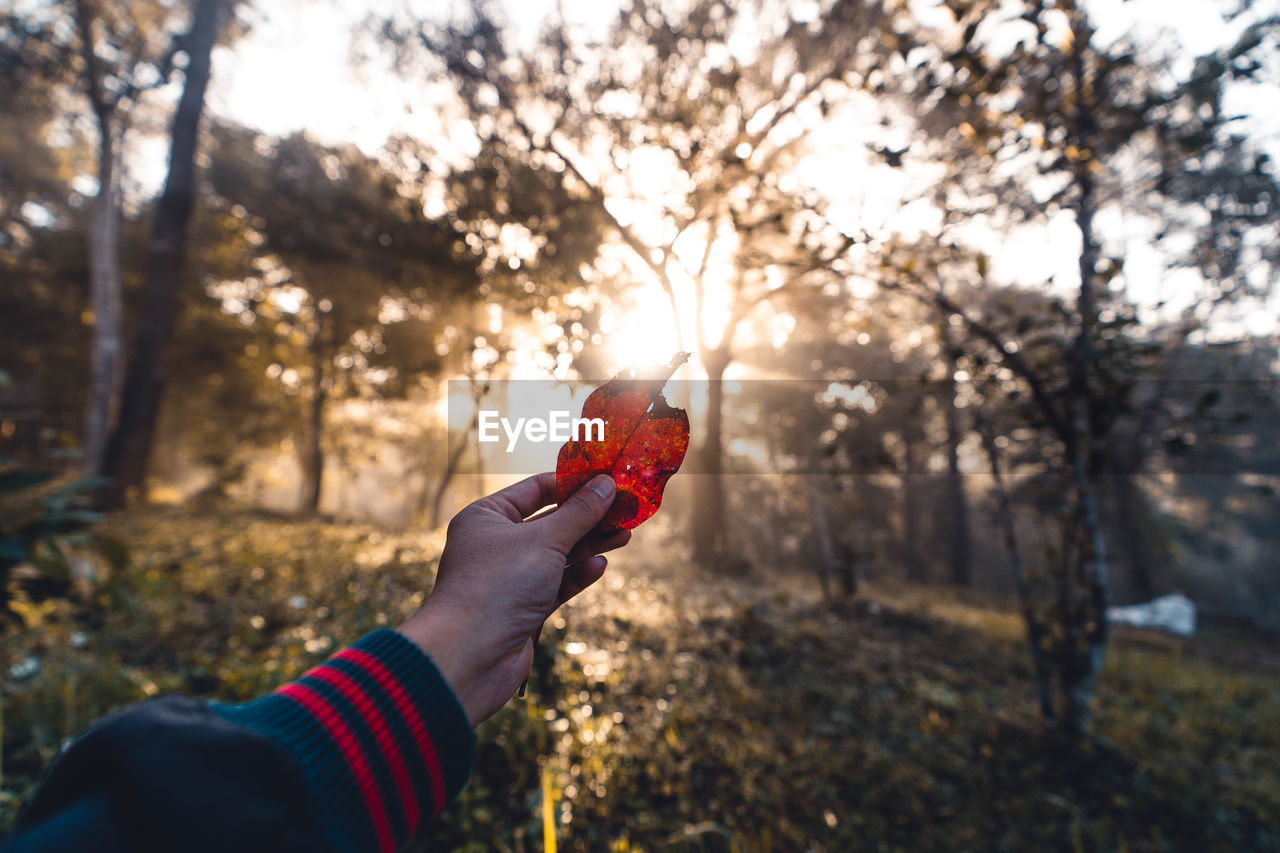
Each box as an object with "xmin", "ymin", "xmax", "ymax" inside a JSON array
[
  {"xmin": 101, "ymin": 0, "xmax": 223, "ymax": 504},
  {"xmin": 1060, "ymin": 18, "xmax": 1111, "ymax": 734},
  {"xmin": 82, "ymin": 109, "xmax": 124, "ymax": 476},
  {"xmin": 692, "ymin": 349, "xmax": 727, "ymax": 570},
  {"xmin": 300, "ymin": 318, "xmax": 328, "ymax": 514},
  {"xmin": 762, "ymin": 487, "xmax": 787, "ymax": 577},
  {"xmin": 426, "ymin": 409, "xmax": 479, "ymax": 528},
  {"xmin": 1063, "ymin": 465, "xmax": 1110, "ymax": 734},
  {"xmin": 942, "ymin": 328, "xmax": 973, "ymax": 587},
  {"xmin": 979, "ymin": 420, "xmax": 1056, "ymax": 721},
  {"xmin": 902, "ymin": 438, "xmax": 927, "ymax": 583},
  {"xmin": 1111, "ymin": 470, "xmax": 1154, "ymax": 600},
  {"xmin": 807, "ymin": 476, "xmax": 836, "ymax": 602}
]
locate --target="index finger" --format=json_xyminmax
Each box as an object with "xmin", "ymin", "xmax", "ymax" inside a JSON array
[{"xmin": 487, "ymin": 472, "xmax": 558, "ymax": 519}]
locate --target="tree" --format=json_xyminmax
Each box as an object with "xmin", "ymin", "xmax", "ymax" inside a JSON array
[
  {"xmin": 0, "ymin": 30, "xmax": 96, "ymax": 464},
  {"xmin": 728, "ymin": 285, "xmax": 945, "ymax": 598},
  {"xmin": 197, "ymin": 126, "xmax": 486, "ymax": 511},
  {"xmin": 70, "ymin": 0, "xmax": 169, "ymax": 476},
  {"xmin": 7, "ymin": 1, "xmax": 184, "ymax": 473},
  {"xmin": 939, "ymin": 318, "xmax": 973, "ymax": 586},
  {"xmin": 880, "ymin": 0, "xmax": 1280, "ymax": 731},
  {"xmin": 2, "ymin": 0, "xmax": 246, "ymax": 487},
  {"xmin": 0, "ymin": 24, "xmax": 84, "ymax": 238},
  {"xmin": 102, "ymin": 0, "xmax": 226, "ymax": 505},
  {"xmin": 376, "ymin": 0, "xmax": 906, "ymax": 567}
]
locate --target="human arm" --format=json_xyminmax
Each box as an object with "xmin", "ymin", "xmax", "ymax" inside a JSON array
[{"xmin": 2, "ymin": 473, "xmax": 624, "ymax": 853}]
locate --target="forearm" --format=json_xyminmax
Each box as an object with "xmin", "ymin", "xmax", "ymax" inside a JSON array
[{"xmin": 5, "ymin": 471, "xmax": 618, "ymax": 853}]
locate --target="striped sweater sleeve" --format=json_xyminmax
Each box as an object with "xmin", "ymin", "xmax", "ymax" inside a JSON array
[{"xmin": 212, "ymin": 630, "xmax": 476, "ymax": 853}]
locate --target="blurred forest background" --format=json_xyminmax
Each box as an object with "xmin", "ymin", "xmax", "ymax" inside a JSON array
[{"xmin": 3, "ymin": 0, "xmax": 1280, "ymax": 849}]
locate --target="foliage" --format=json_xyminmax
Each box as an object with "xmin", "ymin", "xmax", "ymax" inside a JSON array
[
  {"xmin": 0, "ymin": 466, "xmax": 123, "ymax": 618},
  {"xmin": 4, "ymin": 509, "xmax": 1279, "ymax": 850}
]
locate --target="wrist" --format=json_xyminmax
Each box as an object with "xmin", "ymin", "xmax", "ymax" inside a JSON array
[{"xmin": 397, "ymin": 602, "xmax": 482, "ymax": 727}]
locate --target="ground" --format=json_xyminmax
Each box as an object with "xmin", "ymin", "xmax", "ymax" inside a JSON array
[{"xmin": 3, "ymin": 508, "xmax": 1278, "ymax": 851}]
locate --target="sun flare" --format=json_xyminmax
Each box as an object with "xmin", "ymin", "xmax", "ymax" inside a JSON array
[{"xmin": 600, "ymin": 282, "xmax": 684, "ymax": 372}]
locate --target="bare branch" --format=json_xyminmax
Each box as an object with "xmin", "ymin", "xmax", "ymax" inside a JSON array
[{"xmin": 883, "ymin": 263, "xmax": 1072, "ymax": 443}]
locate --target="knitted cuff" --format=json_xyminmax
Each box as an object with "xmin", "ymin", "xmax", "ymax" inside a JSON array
[{"xmin": 213, "ymin": 630, "xmax": 476, "ymax": 853}]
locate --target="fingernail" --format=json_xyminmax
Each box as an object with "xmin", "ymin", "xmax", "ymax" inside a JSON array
[{"xmin": 587, "ymin": 475, "xmax": 616, "ymax": 500}]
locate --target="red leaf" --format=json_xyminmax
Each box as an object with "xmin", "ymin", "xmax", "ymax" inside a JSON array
[{"xmin": 555, "ymin": 353, "xmax": 691, "ymax": 534}]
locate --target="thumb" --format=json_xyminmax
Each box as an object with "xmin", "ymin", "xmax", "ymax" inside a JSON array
[{"xmin": 537, "ymin": 475, "xmax": 617, "ymax": 551}]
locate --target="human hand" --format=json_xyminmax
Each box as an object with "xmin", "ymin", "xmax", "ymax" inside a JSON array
[{"xmin": 397, "ymin": 472, "xmax": 629, "ymax": 726}]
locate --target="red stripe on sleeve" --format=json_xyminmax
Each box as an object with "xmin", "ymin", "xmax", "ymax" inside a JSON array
[
  {"xmin": 277, "ymin": 683, "xmax": 396, "ymax": 853},
  {"xmin": 309, "ymin": 665, "xmax": 421, "ymax": 833},
  {"xmin": 336, "ymin": 647, "xmax": 448, "ymax": 818}
]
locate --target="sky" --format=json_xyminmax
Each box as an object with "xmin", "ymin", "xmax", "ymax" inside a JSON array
[
  {"xmin": 197, "ymin": 0, "xmax": 1280, "ymax": 364},
  {"xmin": 212, "ymin": 0, "xmax": 1279, "ymax": 148},
  {"xmin": 209, "ymin": 0, "xmax": 614, "ymax": 149}
]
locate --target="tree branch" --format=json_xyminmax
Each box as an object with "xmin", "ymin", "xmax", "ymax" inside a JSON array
[{"xmin": 884, "ymin": 264, "xmax": 1072, "ymax": 443}]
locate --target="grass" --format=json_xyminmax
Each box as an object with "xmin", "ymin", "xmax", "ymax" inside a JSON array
[{"xmin": 3, "ymin": 508, "xmax": 1279, "ymax": 851}]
